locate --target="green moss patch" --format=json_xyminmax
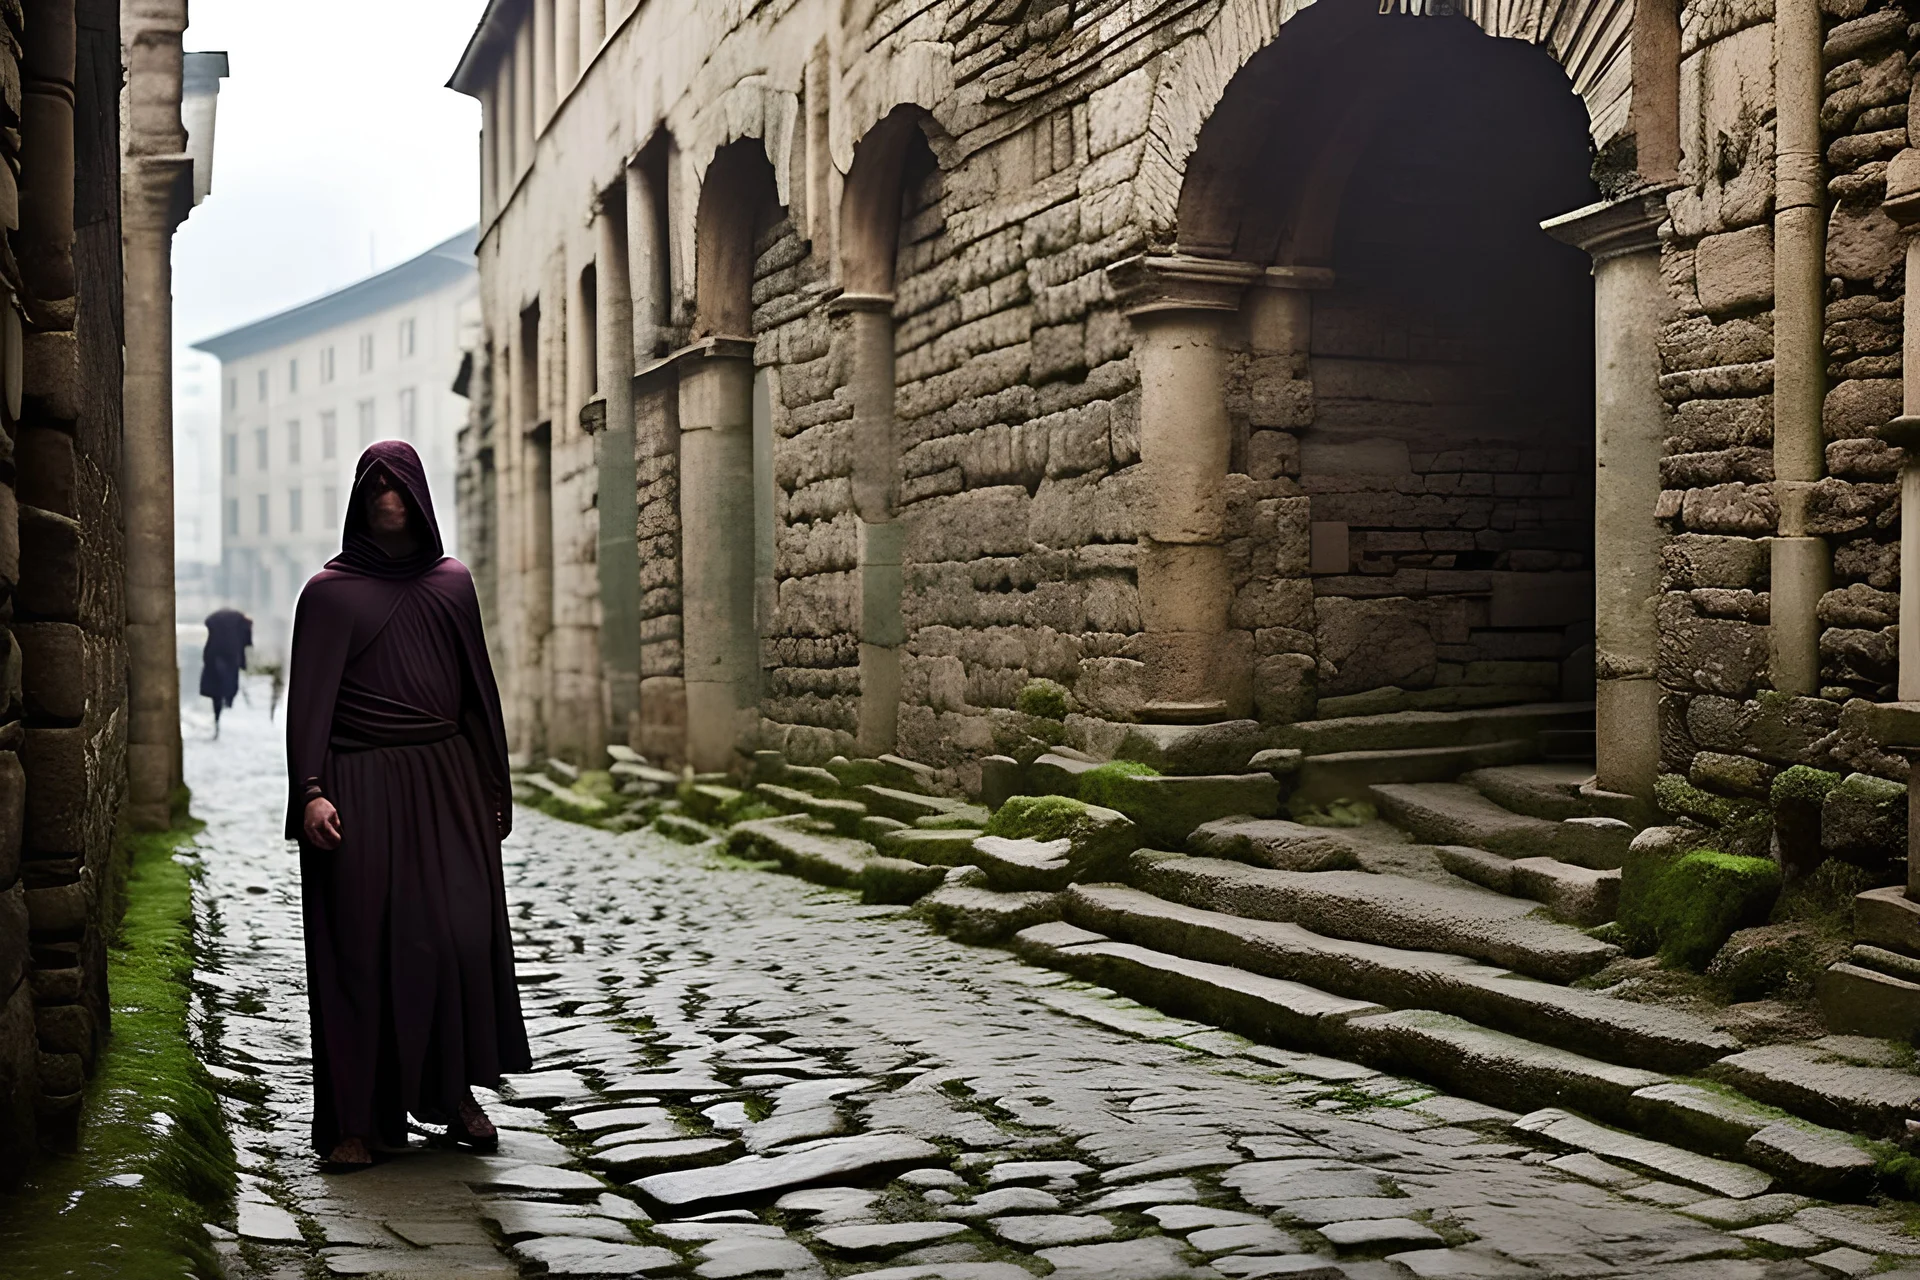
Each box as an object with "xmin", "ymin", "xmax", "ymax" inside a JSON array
[
  {"xmin": 1076, "ymin": 760, "xmax": 1159, "ymax": 812},
  {"xmin": 986, "ymin": 794, "xmax": 1095, "ymax": 842},
  {"xmin": 1014, "ymin": 679, "xmax": 1072, "ymax": 720},
  {"xmin": 1618, "ymin": 847, "xmax": 1782, "ymax": 970},
  {"xmin": 0, "ymin": 822, "xmax": 235, "ymax": 1279}
]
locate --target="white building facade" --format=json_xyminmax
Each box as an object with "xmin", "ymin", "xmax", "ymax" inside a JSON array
[{"xmin": 193, "ymin": 228, "xmax": 481, "ymax": 663}]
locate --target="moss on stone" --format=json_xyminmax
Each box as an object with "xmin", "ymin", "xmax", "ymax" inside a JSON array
[
  {"xmin": 1771, "ymin": 765, "xmax": 1842, "ymax": 810},
  {"xmin": 986, "ymin": 794, "xmax": 1093, "ymax": 843},
  {"xmin": 1619, "ymin": 847, "xmax": 1783, "ymax": 970},
  {"xmin": 1014, "ymin": 678, "xmax": 1072, "ymax": 720},
  {"xmin": 1076, "ymin": 760, "xmax": 1159, "ymax": 812},
  {"xmin": 0, "ymin": 821, "xmax": 235, "ymax": 1279}
]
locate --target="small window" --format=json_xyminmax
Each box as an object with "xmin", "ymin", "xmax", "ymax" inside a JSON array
[
  {"xmin": 286, "ymin": 419, "xmax": 301, "ymax": 465},
  {"xmin": 288, "ymin": 487, "xmax": 303, "ymax": 533},
  {"xmin": 224, "ymin": 432, "xmax": 238, "ymax": 476},
  {"xmin": 398, "ymin": 387, "xmax": 417, "ymax": 438},
  {"xmin": 320, "ymin": 410, "xmax": 337, "ymax": 460},
  {"xmin": 320, "ymin": 346, "xmax": 335, "ymax": 383},
  {"xmin": 256, "ymin": 492, "xmax": 269, "ymax": 535},
  {"xmin": 254, "ymin": 426, "xmax": 268, "ymax": 470},
  {"xmin": 399, "ymin": 317, "xmax": 416, "ymax": 358},
  {"xmin": 224, "ymin": 497, "xmax": 238, "ymax": 536},
  {"xmin": 357, "ymin": 398, "xmax": 376, "ymax": 445},
  {"xmin": 324, "ymin": 485, "xmax": 338, "ymax": 526},
  {"xmin": 257, "ymin": 368, "xmax": 268, "ymax": 401},
  {"xmin": 359, "ymin": 333, "xmax": 375, "ymax": 373},
  {"xmin": 288, "ymin": 357, "xmax": 299, "ymax": 393}
]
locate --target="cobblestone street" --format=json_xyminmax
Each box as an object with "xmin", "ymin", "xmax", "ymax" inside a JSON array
[{"xmin": 180, "ymin": 681, "xmax": 1918, "ymax": 1280}]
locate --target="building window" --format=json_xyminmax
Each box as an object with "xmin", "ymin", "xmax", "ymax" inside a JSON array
[
  {"xmin": 257, "ymin": 492, "xmax": 269, "ymax": 535},
  {"xmin": 398, "ymin": 387, "xmax": 416, "ymax": 438},
  {"xmin": 288, "ymin": 357, "xmax": 299, "ymax": 393},
  {"xmin": 287, "ymin": 419, "xmax": 301, "ymax": 465},
  {"xmin": 254, "ymin": 426, "xmax": 268, "ymax": 470},
  {"xmin": 357, "ymin": 398, "xmax": 376, "ymax": 445},
  {"xmin": 224, "ymin": 497, "xmax": 238, "ymax": 536},
  {"xmin": 359, "ymin": 333, "xmax": 375, "ymax": 373},
  {"xmin": 227, "ymin": 377, "xmax": 237, "ymax": 409},
  {"xmin": 257, "ymin": 368, "xmax": 268, "ymax": 401},
  {"xmin": 288, "ymin": 487, "xmax": 303, "ymax": 533},
  {"xmin": 399, "ymin": 317, "xmax": 416, "ymax": 358},
  {"xmin": 320, "ymin": 346, "xmax": 335, "ymax": 383},
  {"xmin": 324, "ymin": 485, "xmax": 338, "ymax": 527},
  {"xmin": 224, "ymin": 432, "xmax": 238, "ymax": 476},
  {"xmin": 320, "ymin": 410, "xmax": 337, "ymax": 460}
]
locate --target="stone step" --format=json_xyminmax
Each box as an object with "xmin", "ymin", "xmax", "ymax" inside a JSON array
[
  {"xmin": 1370, "ymin": 782, "xmax": 1633, "ymax": 870},
  {"xmin": 1513, "ymin": 1108, "xmax": 1774, "ymax": 1200},
  {"xmin": 1186, "ymin": 818, "xmax": 1367, "ymax": 873},
  {"xmin": 724, "ymin": 816, "xmax": 940, "ymax": 904},
  {"xmin": 754, "ymin": 783, "xmax": 867, "ymax": 835},
  {"xmin": 1014, "ymin": 926, "xmax": 1388, "ymax": 1051},
  {"xmin": 1129, "ymin": 850, "xmax": 1619, "ymax": 983},
  {"xmin": 1292, "ymin": 740, "xmax": 1537, "ymax": 806},
  {"xmin": 1460, "ymin": 763, "xmax": 1598, "ymax": 821},
  {"xmin": 1538, "ymin": 728, "xmax": 1597, "ymax": 762},
  {"xmin": 1273, "ymin": 702, "xmax": 1594, "ymax": 758},
  {"xmin": 1015, "ymin": 923, "xmax": 1667, "ymax": 1128},
  {"xmin": 1433, "ymin": 846, "xmax": 1618, "ymax": 926},
  {"xmin": 876, "ymin": 828, "xmax": 984, "ymax": 866},
  {"xmin": 1622, "ymin": 1081, "xmax": 1879, "ymax": 1197},
  {"xmin": 1060, "ymin": 884, "xmax": 1733, "ymax": 1071},
  {"xmin": 1709, "ymin": 1040, "xmax": 1920, "ymax": 1139},
  {"xmin": 854, "ymin": 784, "xmax": 971, "ymax": 825},
  {"xmin": 1083, "ymin": 772, "xmax": 1281, "ymax": 847},
  {"xmin": 913, "ymin": 871, "xmax": 1061, "ymax": 944}
]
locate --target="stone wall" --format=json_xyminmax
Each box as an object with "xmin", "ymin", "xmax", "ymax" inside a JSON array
[
  {"xmin": 0, "ymin": 0, "xmax": 128, "ymax": 1179},
  {"xmin": 1655, "ymin": 0, "xmax": 1913, "ymax": 796}
]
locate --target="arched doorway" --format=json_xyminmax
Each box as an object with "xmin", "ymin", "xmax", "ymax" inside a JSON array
[{"xmin": 1133, "ymin": 0, "xmax": 1602, "ymax": 733}]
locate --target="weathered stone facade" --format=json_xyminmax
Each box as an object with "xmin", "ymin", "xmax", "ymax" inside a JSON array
[
  {"xmin": 0, "ymin": 0, "xmax": 132, "ymax": 1175},
  {"xmin": 447, "ymin": 0, "xmax": 1917, "ymax": 820}
]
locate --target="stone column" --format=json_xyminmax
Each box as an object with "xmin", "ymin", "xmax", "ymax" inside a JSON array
[
  {"xmin": 1544, "ymin": 189, "xmax": 1675, "ymax": 805},
  {"xmin": 1107, "ymin": 255, "xmax": 1260, "ymax": 723},
  {"xmin": 675, "ymin": 337, "xmax": 756, "ymax": 772},
  {"xmin": 595, "ymin": 195, "xmax": 640, "ymax": 747},
  {"xmin": 554, "ymin": 0, "xmax": 577, "ymax": 93},
  {"xmin": 121, "ymin": 0, "xmax": 195, "ymax": 829},
  {"xmin": 532, "ymin": 0, "xmax": 555, "ymax": 124},
  {"xmin": 578, "ymin": 0, "xmax": 603, "ymax": 68},
  {"xmin": 834, "ymin": 293, "xmax": 902, "ymax": 754}
]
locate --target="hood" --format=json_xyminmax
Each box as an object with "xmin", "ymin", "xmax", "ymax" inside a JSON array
[{"xmin": 327, "ymin": 439, "xmax": 446, "ymax": 580}]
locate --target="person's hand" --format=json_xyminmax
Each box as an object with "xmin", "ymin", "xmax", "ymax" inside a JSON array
[{"xmin": 305, "ymin": 797, "xmax": 342, "ymax": 849}]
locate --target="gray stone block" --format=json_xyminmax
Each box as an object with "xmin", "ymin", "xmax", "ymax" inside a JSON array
[{"xmin": 1822, "ymin": 771, "xmax": 1905, "ymax": 865}]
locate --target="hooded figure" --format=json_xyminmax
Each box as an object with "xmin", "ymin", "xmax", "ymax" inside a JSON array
[
  {"xmin": 285, "ymin": 440, "xmax": 528, "ymax": 1169},
  {"xmin": 200, "ymin": 607, "xmax": 252, "ymax": 734}
]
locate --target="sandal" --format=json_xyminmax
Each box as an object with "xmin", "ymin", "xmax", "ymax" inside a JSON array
[
  {"xmin": 321, "ymin": 1136, "xmax": 375, "ymax": 1174},
  {"xmin": 451, "ymin": 1095, "xmax": 498, "ymax": 1152}
]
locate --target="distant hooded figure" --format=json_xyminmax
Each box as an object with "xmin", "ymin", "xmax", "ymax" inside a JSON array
[
  {"xmin": 200, "ymin": 607, "xmax": 252, "ymax": 735},
  {"xmin": 285, "ymin": 439, "xmax": 528, "ymax": 1171}
]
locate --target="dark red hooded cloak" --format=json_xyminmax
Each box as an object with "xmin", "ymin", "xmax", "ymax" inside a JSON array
[{"xmin": 285, "ymin": 439, "xmax": 529, "ymax": 1154}]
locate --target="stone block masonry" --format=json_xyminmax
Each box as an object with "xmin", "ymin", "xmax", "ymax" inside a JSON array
[{"xmin": 0, "ymin": 0, "xmax": 134, "ymax": 1183}]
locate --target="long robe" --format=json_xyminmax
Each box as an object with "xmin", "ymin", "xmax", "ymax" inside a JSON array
[{"xmin": 285, "ymin": 440, "xmax": 528, "ymax": 1153}]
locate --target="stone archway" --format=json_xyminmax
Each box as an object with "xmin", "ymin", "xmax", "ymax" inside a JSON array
[{"xmin": 1118, "ymin": 0, "xmax": 1604, "ymax": 738}]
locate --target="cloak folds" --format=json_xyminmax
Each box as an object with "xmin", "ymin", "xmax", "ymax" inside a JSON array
[{"xmin": 285, "ymin": 440, "xmax": 528, "ymax": 1154}]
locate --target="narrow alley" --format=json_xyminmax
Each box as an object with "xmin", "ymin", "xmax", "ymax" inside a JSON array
[{"xmin": 176, "ymin": 682, "xmax": 1911, "ymax": 1280}]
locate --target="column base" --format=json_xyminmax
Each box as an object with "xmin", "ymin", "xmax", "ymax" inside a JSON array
[
  {"xmin": 1594, "ymin": 675, "xmax": 1658, "ymax": 801},
  {"xmin": 1133, "ymin": 630, "xmax": 1251, "ymax": 724}
]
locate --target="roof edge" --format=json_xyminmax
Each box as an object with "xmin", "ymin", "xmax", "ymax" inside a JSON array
[
  {"xmin": 449, "ymin": 0, "xmax": 527, "ymax": 97},
  {"xmin": 190, "ymin": 226, "xmax": 479, "ymax": 361}
]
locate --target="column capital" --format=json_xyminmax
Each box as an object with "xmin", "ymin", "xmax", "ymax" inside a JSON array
[
  {"xmin": 1542, "ymin": 186, "xmax": 1677, "ymax": 262},
  {"xmin": 1884, "ymin": 149, "xmax": 1920, "ymax": 226},
  {"xmin": 1108, "ymin": 254, "xmax": 1264, "ymax": 316},
  {"xmin": 123, "ymin": 153, "xmax": 195, "ymax": 234}
]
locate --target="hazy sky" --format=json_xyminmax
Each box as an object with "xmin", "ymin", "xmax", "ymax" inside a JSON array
[{"xmin": 175, "ymin": 0, "xmax": 489, "ymax": 349}]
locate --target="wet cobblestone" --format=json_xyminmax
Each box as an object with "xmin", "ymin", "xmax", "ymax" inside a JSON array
[{"xmin": 184, "ymin": 682, "xmax": 1919, "ymax": 1279}]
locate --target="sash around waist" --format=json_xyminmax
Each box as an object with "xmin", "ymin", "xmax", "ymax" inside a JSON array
[{"xmin": 328, "ymin": 684, "xmax": 460, "ymax": 753}]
